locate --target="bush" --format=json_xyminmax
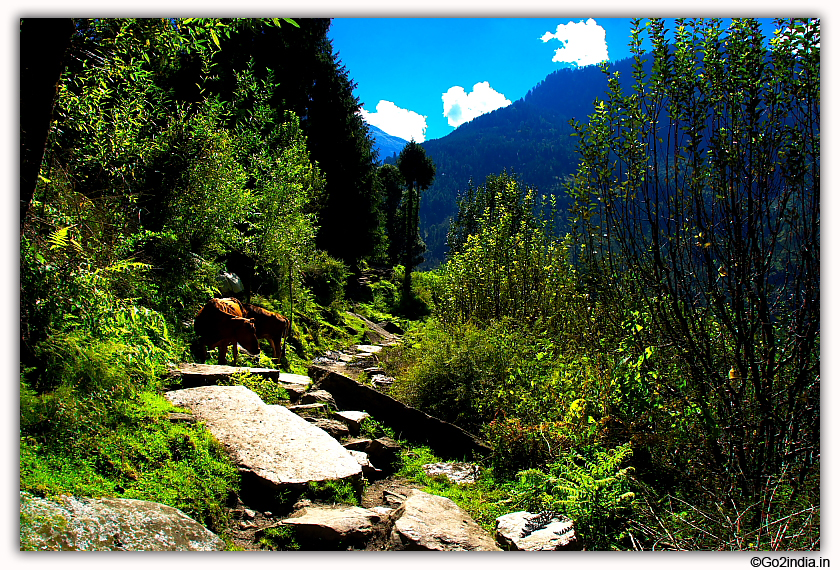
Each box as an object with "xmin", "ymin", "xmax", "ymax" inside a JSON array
[{"xmin": 301, "ymin": 251, "xmax": 349, "ymax": 307}]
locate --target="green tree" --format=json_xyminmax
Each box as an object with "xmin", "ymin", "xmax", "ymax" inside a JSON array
[
  {"xmin": 397, "ymin": 140, "xmax": 436, "ymax": 294},
  {"xmin": 205, "ymin": 18, "xmax": 382, "ymax": 269},
  {"xmin": 568, "ymin": 18, "xmax": 819, "ymax": 497},
  {"xmin": 377, "ymin": 163, "xmax": 406, "ymax": 265}
]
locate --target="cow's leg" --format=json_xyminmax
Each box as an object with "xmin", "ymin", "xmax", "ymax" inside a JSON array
[
  {"xmin": 232, "ymin": 342, "xmax": 239, "ymax": 364},
  {"xmin": 218, "ymin": 344, "xmax": 228, "ymax": 365},
  {"xmin": 267, "ymin": 338, "xmax": 279, "ymax": 362}
]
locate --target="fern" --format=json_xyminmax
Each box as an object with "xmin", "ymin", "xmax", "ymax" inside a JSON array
[
  {"xmin": 504, "ymin": 443, "xmax": 636, "ymax": 549},
  {"xmin": 47, "ymin": 225, "xmax": 83, "ymax": 254}
]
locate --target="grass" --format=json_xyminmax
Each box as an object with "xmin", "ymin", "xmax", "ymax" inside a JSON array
[{"xmin": 20, "ymin": 388, "xmax": 240, "ymax": 536}]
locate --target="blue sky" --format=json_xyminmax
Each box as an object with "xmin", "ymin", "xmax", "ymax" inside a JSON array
[{"xmin": 328, "ymin": 18, "xmax": 781, "ymax": 142}]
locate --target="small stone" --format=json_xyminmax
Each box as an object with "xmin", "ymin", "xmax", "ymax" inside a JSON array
[
  {"xmin": 300, "ymin": 390, "xmax": 337, "ymax": 408},
  {"xmin": 239, "ymin": 521, "xmax": 257, "ymax": 530},
  {"xmin": 243, "ymin": 509, "xmax": 256, "ymax": 520},
  {"xmin": 383, "ymin": 490, "xmax": 407, "ymax": 507},
  {"xmin": 333, "ymin": 410, "xmax": 371, "ymax": 435},
  {"xmin": 353, "ymin": 344, "xmax": 383, "ymax": 354},
  {"xmin": 422, "ymin": 462, "xmax": 481, "ymax": 484}
]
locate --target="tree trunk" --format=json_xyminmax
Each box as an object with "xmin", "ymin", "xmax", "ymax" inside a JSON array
[{"xmin": 20, "ymin": 18, "xmax": 75, "ymax": 234}]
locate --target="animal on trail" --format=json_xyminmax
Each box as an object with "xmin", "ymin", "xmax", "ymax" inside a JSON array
[
  {"xmin": 193, "ymin": 298, "xmax": 260, "ymax": 365},
  {"xmin": 223, "ymin": 298, "xmax": 291, "ymax": 362}
]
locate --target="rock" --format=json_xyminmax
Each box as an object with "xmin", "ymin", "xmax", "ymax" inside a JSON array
[
  {"xmin": 365, "ymin": 437, "xmax": 401, "ymax": 471},
  {"xmin": 389, "ymin": 490, "xmax": 501, "ymax": 551},
  {"xmin": 277, "ymin": 373, "xmax": 311, "ymax": 401},
  {"xmin": 371, "ymin": 374, "xmax": 395, "ymax": 388},
  {"xmin": 280, "ymin": 505, "xmax": 382, "ymax": 545},
  {"xmin": 348, "ymin": 450, "xmax": 383, "ymax": 478},
  {"xmin": 495, "ymin": 511, "xmax": 581, "ymax": 551},
  {"xmin": 309, "ymin": 365, "xmax": 492, "ymax": 459},
  {"xmin": 353, "ymin": 344, "xmax": 383, "ymax": 354},
  {"xmin": 19, "ymin": 491, "xmax": 225, "ymax": 551},
  {"xmin": 286, "ymin": 403, "xmax": 331, "ymax": 418},
  {"xmin": 342, "ymin": 438, "xmax": 373, "ymax": 452},
  {"xmin": 333, "ymin": 410, "xmax": 370, "ymax": 435},
  {"xmin": 300, "ymin": 389, "xmax": 337, "ymax": 408},
  {"xmin": 165, "ymin": 386, "xmax": 362, "ymax": 492},
  {"xmin": 345, "ymin": 312, "xmax": 400, "ymax": 345},
  {"xmin": 305, "ymin": 417, "xmax": 350, "ymax": 439},
  {"xmin": 382, "ymin": 490, "xmax": 407, "ymax": 507},
  {"xmin": 422, "ymin": 462, "xmax": 481, "ymax": 484},
  {"xmin": 170, "ymin": 363, "xmax": 279, "ymax": 388},
  {"xmin": 243, "ymin": 509, "xmax": 256, "ymax": 520}
]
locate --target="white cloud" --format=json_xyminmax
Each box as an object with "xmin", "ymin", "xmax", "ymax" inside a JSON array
[
  {"xmin": 541, "ymin": 18, "xmax": 609, "ymax": 67},
  {"xmin": 359, "ymin": 100, "xmax": 428, "ymax": 143},
  {"xmin": 441, "ymin": 81, "xmax": 512, "ymax": 128}
]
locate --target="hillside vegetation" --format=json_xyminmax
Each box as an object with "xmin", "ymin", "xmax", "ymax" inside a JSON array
[{"xmin": 20, "ymin": 17, "xmax": 819, "ymax": 551}]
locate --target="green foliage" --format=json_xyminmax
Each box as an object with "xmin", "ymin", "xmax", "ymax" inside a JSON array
[
  {"xmin": 301, "ymin": 252, "xmax": 349, "ymax": 307},
  {"xmin": 217, "ymin": 372, "xmax": 290, "ymax": 405},
  {"xmin": 304, "ymin": 479, "xmax": 363, "ymax": 506},
  {"xmin": 505, "ymin": 443, "xmax": 635, "ymax": 550},
  {"xmin": 568, "ymin": 17, "xmax": 820, "ymax": 497},
  {"xmin": 437, "ymin": 172, "xmax": 572, "ymax": 329},
  {"xmin": 258, "ymin": 525, "xmax": 300, "ymax": 550},
  {"xmin": 358, "ymin": 417, "xmax": 396, "ymax": 441}
]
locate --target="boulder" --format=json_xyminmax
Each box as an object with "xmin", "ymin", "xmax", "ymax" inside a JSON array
[
  {"xmin": 165, "ymin": 386, "xmax": 362, "ymax": 492},
  {"xmin": 286, "ymin": 403, "xmax": 331, "ymax": 418},
  {"xmin": 300, "ymin": 389, "xmax": 337, "ymax": 408},
  {"xmin": 333, "ymin": 410, "xmax": 370, "ymax": 435},
  {"xmin": 342, "ymin": 438, "xmax": 373, "ymax": 452},
  {"xmin": 495, "ymin": 511, "xmax": 581, "ymax": 551},
  {"xmin": 389, "ymin": 490, "xmax": 501, "ymax": 551},
  {"xmin": 170, "ymin": 363, "xmax": 279, "ymax": 388},
  {"xmin": 366, "ymin": 437, "xmax": 401, "ymax": 471},
  {"xmin": 422, "ymin": 462, "xmax": 481, "ymax": 484},
  {"xmin": 277, "ymin": 373, "xmax": 311, "ymax": 401},
  {"xmin": 348, "ymin": 450, "xmax": 383, "ymax": 478},
  {"xmin": 279, "ymin": 505, "xmax": 383, "ymax": 546},
  {"xmin": 19, "ymin": 492, "xmax": 225, "ymax": 551},
  {"xmin": 305, "ymin": 417, "xmax": 351, "ymax": 439}
]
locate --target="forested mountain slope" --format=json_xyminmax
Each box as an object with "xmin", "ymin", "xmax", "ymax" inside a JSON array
[{"xmin": 415, "ymin": 56, "xmax": 639, "ymax": 268}]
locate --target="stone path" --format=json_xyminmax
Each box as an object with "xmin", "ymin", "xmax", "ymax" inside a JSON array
[{"xmin": 26, "ymin": 310, "xmax": 581, "ymax": 551}]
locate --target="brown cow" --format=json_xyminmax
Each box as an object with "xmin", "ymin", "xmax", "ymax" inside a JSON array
[
  {"xmin": 193, "ymin": 298, "xmax": 260, "ymax": 365},
  {"xmin": 222, "ymin": 299, "xmax": 291, "ymax": 362}
]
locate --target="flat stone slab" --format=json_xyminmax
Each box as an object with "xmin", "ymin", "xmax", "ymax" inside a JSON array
[
  {"xmin": 280, "ymin": 505, "xmax": 383, "ymax": 544},
  {"xmin": 165, "ymin": 385, "xmax": 362, "ymax": 490},
  {"xmin": 19, "ymin": 492, "xmax": 225, "ymax": 551},
  {"xmin": 277, "ymin": 372, "xmax": 311, "ymax": 386},
  {"xmin": 353, "ymin": 344, "xmax": 383, "ymax": 354},
  {"xmin": 172, "ymin": 363, "xmax": 279, "ymax": 388}
]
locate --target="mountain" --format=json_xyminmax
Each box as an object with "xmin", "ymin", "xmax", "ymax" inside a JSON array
[
  {"xmin": 415, "ymin": 56, "xmax": 640, "ymax": 268},
  {"xmin": 366, "ymin": 124, "xmax": 409, "ymax": 163}
]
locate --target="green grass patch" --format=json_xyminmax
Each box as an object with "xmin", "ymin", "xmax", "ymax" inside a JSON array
[{"xmin": 20, "ymin": 388, "xmax": 239, "ymax": 535}]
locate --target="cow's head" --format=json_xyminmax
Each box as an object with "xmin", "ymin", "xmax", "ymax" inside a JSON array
[{"xmin": 233, "ymin": 317, "xmax": 260, "ymax": 356}]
